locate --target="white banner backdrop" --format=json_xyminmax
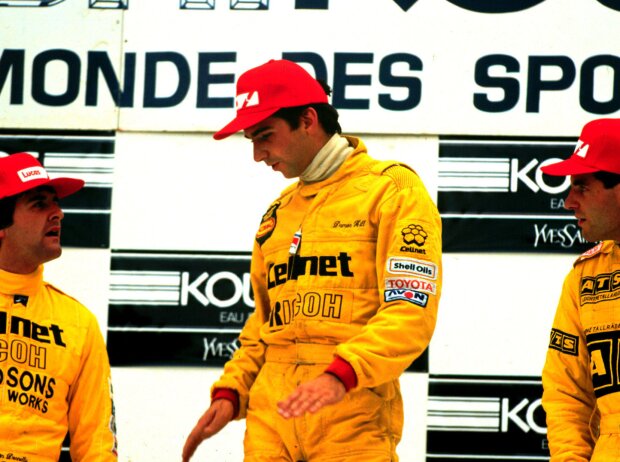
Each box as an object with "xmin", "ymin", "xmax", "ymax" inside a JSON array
[{"xmin": 0, "ymin": 0, "xmax": 619, "ymax": 135}]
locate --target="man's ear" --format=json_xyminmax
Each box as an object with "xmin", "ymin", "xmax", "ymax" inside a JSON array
[{"xmin": 300, "ymin": 107, "xmax": 319, "ymax": 131}]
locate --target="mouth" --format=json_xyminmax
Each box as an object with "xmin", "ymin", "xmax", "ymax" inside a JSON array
[{"xmin": 45, "ymin": 227, "xmax": 61, "ymax": 238}]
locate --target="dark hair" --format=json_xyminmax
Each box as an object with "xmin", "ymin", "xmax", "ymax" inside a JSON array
[
  {"xmin": 272, "ymin": 79, "xmax": 342, "ymax": 135},
  {"xmin": 0, "ymin": 195, "xmax": 19, "ymax": 230},
  {"xmin": 593, "ymin": 171, "xmax": 620, "ymax": 189}
]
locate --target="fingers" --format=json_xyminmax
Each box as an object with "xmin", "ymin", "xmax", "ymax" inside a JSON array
[
  {"xmin": 182, "ymin": 431, "xmax": 200, "ymax": 462},
  {"xmin": 182, "ymin": 400, "xmax": 234, "ymax": 461},
  {"xmin": 277, "ymin": 391, "xmax": 323, "ymax": 419},
  {"xmin": 277, "ymin": 374, "xmax": 346, "ymax": 419},
  {"xmin": 182, "ymin": 413, "xmax": 213, "ymax": 462}
]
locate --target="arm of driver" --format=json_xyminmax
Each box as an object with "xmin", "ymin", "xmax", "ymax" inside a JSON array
[{"xmin": 182, "ymin": 399, "xmax": 235, "ymax": 462}]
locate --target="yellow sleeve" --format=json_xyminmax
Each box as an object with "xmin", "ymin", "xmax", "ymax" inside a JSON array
[
  {"xmin": 67, "ymin": 314, "xmax": 118, "ymax": 461},
  {"xmin": 211, "ymin": 240, "xmax": 268, "ymax": 419},
  {"xmin": 336, "ymin": 167, "xmax": 442, "ymax": 388},
  {"xmin": 542, "ymin": 270, "xmax": 597, "ymax": 461}
]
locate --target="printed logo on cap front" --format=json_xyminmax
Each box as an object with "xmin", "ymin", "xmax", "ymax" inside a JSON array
[
  {"xmin": 17, "ymin": 166, "xmax": 47, "ymax": 183},
  {"xmin": 236, "ymin": 92, "xmax": 260, "ymax": 110},
  {"xmin": 574, "ymin": 139, "xmax": 590, "ymax": 158}
]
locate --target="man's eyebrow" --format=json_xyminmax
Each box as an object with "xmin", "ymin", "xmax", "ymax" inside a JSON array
[
  {"xmin": 247, "ymin": 126, "xmax": 271, "ymax": 139},
  {"xmin": 571, "ymin": 178, "xmax": 586, "ymax": 187},
  {"xmin": 24, "ymin": 189, "xmax": 57, "ymax": 203}
]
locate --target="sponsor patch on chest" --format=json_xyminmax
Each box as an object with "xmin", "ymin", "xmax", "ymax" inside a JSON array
[
  {"xmin": 268, "ymin": 290, "xmax": 353, "ymax": 330},
  {"xmin": 580, "ymin": 270, "xmax": 620, "ymax": 305}
]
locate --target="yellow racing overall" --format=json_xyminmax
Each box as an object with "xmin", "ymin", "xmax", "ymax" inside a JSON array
[
  {"xmin": 0, "ymin": 266, "xmax": 117, "ymax": 461},
  {"xmin": 543, "ymin": 241, "xmax": 620, "ymax": 461},
  {"xmin": 213, "ymin": 137, "xmax": 442, "ymax": 461}
]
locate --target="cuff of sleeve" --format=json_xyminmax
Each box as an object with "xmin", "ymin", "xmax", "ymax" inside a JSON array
[
  {"xmin": 324, "ymin": 355, "xmax": 358, "ymax": 392},
  {"xmin": 212, "ymin": 388, "xmax": 240, "ymax": 419}
]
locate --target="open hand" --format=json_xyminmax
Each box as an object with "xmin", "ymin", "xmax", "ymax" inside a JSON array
[{"xmin": 277, "ymin": 373, "xmax": 346, "ymax": 419}]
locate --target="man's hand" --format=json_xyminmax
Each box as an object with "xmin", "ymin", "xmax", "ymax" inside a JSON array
[
  {"xmin": 277, "ymin": 373, "xmax": 346, "ymax": 419},
  {"xmin": 182, "ymin": 399, "xmax": 234, "ymax": 461}
]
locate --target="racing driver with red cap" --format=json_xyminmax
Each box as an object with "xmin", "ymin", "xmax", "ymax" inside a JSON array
[
  {"xmin": 0, "ymin": 153, "xmax": 118, "ymax": 461},
  {"xmin": 541, "ymin": 118, "xmax": 620, "ymax": 461},
  {"xmin": 183, "ymin": 59, "xmax": 442, "ymax": 461}
]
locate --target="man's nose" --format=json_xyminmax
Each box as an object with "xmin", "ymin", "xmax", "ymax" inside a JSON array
[
  {"xmin": 50, "ymin": 203, "xmax": 64, "ymax": 221},
  {"xmin": 253, "ymin": 146, "xmax": 268, "ymax": 163},
  {"xmin": 563, "ymin": 190, "xmax": 576, "ymax": 210}
]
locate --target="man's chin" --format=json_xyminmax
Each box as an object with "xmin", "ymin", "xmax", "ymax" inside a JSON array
[
  {"xmin": 43, "ymin": 247, "xmax": 63, "ymax": 264},
  {"xmin": 580, "ymin": 230, "xmax": 601, "ymax": 244}
]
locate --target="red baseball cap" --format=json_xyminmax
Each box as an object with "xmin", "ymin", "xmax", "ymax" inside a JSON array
[
  {"xmin": 0, "ymin": 153, "xmax": 84, "ymax": 200},
  {"xmin": 213, "ymin": 59, "xmax": 328, "ymax": 140},
  {"xmin": 541, "ymin": 118, "xmax": 620, "ymax": 176}
]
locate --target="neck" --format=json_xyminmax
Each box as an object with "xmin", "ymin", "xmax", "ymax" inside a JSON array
[
  {"xmin": 300, "ymin": 134, "xmax": 353, "ymax": 183},
  {"xmin": 0, "ymin": 249, "xmax": 56, "ymax": 275},
  {"xmin": 0, "ymin": 261, "xmax": 39, "ymax": 275}
]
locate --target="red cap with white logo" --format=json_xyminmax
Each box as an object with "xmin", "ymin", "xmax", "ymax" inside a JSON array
[
  {"xmin": 541, "ymin": 118, "xmax": 620, "ymax": 176},
  {"xmin": 213, "ymin": 59, "xmax": 328, "ymax": 140},
  {"xmin": 0, "ymin": 153, "xmax": 84, "ymax": 200}
]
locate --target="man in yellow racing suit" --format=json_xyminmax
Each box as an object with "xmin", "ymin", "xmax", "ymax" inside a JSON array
[
  {"xmin": 0, "ymin": 153, "xmax": 117, "ymax": 461},
  {"xmin": 541, "ymin": 118, "xmax": 620, "ymax": 461},
  {"xmin": 183, "ymin": 59, "xmax": 441, "ymax": 462}
]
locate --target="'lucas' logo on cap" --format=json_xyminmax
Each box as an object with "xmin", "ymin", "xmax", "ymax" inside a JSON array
[
  {"xmin": 236, "ymin": 91, "xmax": 260, "ymax": 110},
  {"xmin": 17, "ymin": 166, "xmax": 47, "ymax": 183},
  {"xmin": 574, "ymin": 139, "xmax": 590, "ymax": 159}
]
